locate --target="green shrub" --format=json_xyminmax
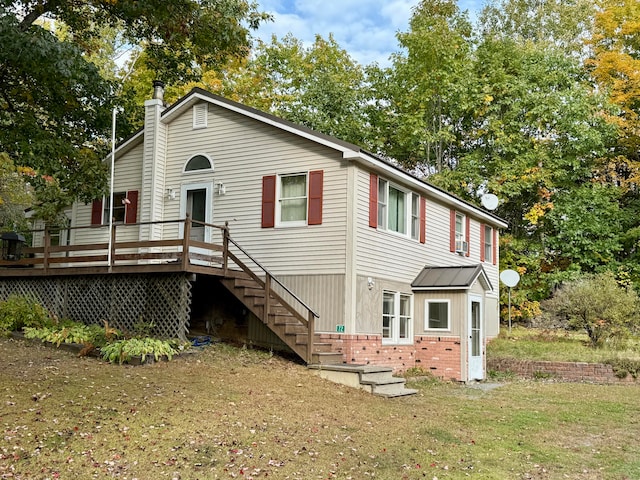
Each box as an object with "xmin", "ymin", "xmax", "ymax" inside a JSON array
[
  {"xmin": 100, "ymin": 337, "xmax": 181, "ymax": 364},
  {"xmin": 605, "ymin": 358, "xmax": 640, "ymax": 379},
  {"xmin": 0, "ymin": 295, "xmax": 52, "ymax": 336},
  {"xmin": 544, "ymin": 272, "xmax": 640, "ymax": 347},
  {"xmin": 23, "ymin": 323, "xmax": 106, "ymax": 347}
]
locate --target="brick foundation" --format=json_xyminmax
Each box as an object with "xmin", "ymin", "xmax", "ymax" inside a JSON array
[
  {"xmin": 487, "ymin": 358, "xmax": 638, "ymax": 384},
  {"xmin": 318, "ymin": 333, "xmax": 463, "ymax": 381}
]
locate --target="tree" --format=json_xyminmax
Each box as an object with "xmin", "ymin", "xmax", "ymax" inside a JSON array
[
  {"xmin": 377, "ymin": 0, "xmax": 474, "ymax": 172},
  {"xmin": 546, "ymin": 271, "xmax": 640, "ymax": 347},
  {"xmin": 0, "ymin": 153, "xmax": 33, "ymax": 232},
  {"xmin": 481, "ymin": 0, "xmax": 596, "ymax": 57},
  {"xmin": 0, "ymin": 0, "xmax": 270, "ymax": 220},
  {"xmin": 198, "ymin": 33, "xmax": 372, "ymax": 147},
  {"xmin": 587, "ymin": 0, "xmax": 640, "ymax": 189}
]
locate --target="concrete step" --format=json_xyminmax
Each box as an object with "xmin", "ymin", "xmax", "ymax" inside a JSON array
[
  {"xmin": 310, "ymin": 352, "xmax": 344, "ymax": 365},
  {"xmin": 308, "ymin": 364, "xmax": 417, "ymax": 397}
]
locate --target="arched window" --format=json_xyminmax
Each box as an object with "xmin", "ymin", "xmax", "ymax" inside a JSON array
[{"xmin": 184, "ymin": 154, "xmax": 212, "ymax": 172}]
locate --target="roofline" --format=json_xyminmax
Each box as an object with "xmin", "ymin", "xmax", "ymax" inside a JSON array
[
  {"xmin": 130, "ymin": 87, "xmax": 506, "ymax": 229},
  {"xmin": 411, "ymin": 264, "xmax": 494, "ymax": 292}
]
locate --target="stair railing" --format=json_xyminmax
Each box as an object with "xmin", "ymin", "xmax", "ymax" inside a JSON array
[{"xmin": 222, "ymin": 224, "xmax": 319, "ymax": 363}]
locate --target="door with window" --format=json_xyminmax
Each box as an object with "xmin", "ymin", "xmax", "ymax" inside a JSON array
[
  {"xmin": 468, "ymin": 295, "xmax": 484, "ymax": 380},
  {"xmin": 180, "ymin": 183, "xmax": 213, "ymax": 264}
]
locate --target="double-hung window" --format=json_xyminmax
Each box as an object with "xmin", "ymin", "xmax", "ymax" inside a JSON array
[
  {"xmin": 483, "ymin": 225, "xmax": 493, "ymax": 263},
  {"xmin": 382, "ymin": 291, "xmax": 413, "ymax": 344},
  {"xmin": 455, "ymin": 213, "xmax": 465, "ymax": 244},
  {"xmin": 377, "ymin": 179, "xmax": 420, "ymax": 240},
  {"xmin": 262, "ymin": 171, "xmax": 323, "ymax": 228},
  {"xmin": 104, "ymin": 192, "xmax": 127, "ymax": 224},
  {"xmin": 425, "ymin": 300, "xmax": 450, "ymax": 330},
  {"xmin": 279, "ymin": 173, "xmax": 308, "ymax": 224}
]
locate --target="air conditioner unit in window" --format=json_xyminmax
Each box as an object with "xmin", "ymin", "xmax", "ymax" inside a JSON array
[{"xmin": 455, "ymin": 239, "xmax": 468, "ymax": 255}]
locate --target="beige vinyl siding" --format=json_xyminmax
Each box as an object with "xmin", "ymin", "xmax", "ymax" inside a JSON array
[
  {"xmin": 162, "ymin": 103, "xmax": 349, "ymax": 276},
  {"xmin": 72, "ymin": 143, "xmax": 144, "ymax": 248},
  {"xmin": 484, "ymin": 296, "xmax": 500, "ymax": 338},
  {"xmin": 414, "ymin": 290, "xmax": 468, "ymax": 337},
  {"xmin": 274, "ymin": 274, "xmax": 345, "ymax": 332},
  {"xmin": 354, "ymin": 169, "xmax": 501, "ymax": 290}
]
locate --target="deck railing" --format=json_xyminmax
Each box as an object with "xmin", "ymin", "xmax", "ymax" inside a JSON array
[{"xmin": 0, "ymin": 217, "xmax": 319, "ymax": 361}]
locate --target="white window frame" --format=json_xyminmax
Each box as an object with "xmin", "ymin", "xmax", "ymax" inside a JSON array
[
  {"xmin": 276, "ymin": 172, "xmax": 308, "ymax": 227},
  {"xmin": 382, "ymin": 290, "xmax": 413, "ymax": 345},
  {"xmin": 193, "ymin": 103, "xmax": 208, "ymax": 129},
  {"xmin": 455, "ymin": 212, "xmax": 465, "ymax": 243},
  {"xmin": 377, "ymin": 178, "xmax": 419, "ymax": 240},
  {"xmin": 183, "ymin": 154, "xmax": 214, "ymax": 174},
  {"xmin": 484, "ymin": 225, "xmax": 493, "ymax": 263},
  {"xmin": 425, "ymin": 299, "xmax": 451, "ymax": 331},
  {"xmin": 103, "ymin": 191, "xmax": 127, "ymax": 224}
]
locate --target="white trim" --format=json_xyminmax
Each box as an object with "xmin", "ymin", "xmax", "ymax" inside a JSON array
[
  {"xmin": 382, "ymin": 290, "xmax": 413, "ymax": 346},
  {"xmin": 183, "ymin": 153, "xmax": 214, "ymax": 174},
  {"xmin": 468, "ymin": 294, "xmax": 484, "ymax": 380},
  {"xmin": 424, "ymin": 299, "xmax": 451, "ymax": 331},
  {"xmin": 179, "ymin": 181, "xmax": 213, "ymax": 242},
  {"xmin": 192, "ymin": 103, "xmax": 208, "ymax": 129},
  {"xmin": 275, "ymin": 171, "xmax": 309, "ymax": 228},
  {"xmin": 159, "ymin": 90, "xmax": 507, "ymax": 229}
]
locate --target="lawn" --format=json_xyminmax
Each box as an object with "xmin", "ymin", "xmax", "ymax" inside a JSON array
[
  {"xmin": 1, "ymin": 337, "xmax": 639, "ymax": 480},
  {"xmin": 487, "ymin": 326, "xmax": 640, "ymax": 363}
]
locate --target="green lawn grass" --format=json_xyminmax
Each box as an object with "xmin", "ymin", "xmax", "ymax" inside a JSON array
[
  {"xmin": 1, "ymin": 337, "xmax": 639, "ymax": 479},
  {"xmin": 487, "ymin": 325, "xmax": 640, "ymax": 362}
]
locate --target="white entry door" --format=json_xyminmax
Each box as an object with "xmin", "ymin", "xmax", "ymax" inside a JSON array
[
  {"xmin": 468, "ymin": 295, "xmax": 484, "ymax": 380},
  {"xmin": 179, "ymin": 183, "xmax": 213, "ymax": 266}
]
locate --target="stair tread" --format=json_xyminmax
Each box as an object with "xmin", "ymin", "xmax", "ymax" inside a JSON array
[{"xmin": 360, "ymin": 377, "xmax": 406, "ymax": 386}]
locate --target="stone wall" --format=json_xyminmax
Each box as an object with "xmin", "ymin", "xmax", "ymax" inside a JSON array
[{"xmin": 487, "ymin": 358, "xmax": 638, "ymax": 384}]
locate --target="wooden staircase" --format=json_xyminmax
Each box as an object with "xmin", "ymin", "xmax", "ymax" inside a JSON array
[{"xmin": 219, "ymin": 236, "xmax": 343, "ymax": 365}]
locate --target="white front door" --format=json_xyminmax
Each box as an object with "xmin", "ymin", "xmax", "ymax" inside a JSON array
[
  {"xmin": 468, "ymin": 295, "xmax": 484, "ymax": 380},
  {"xmin": 179, "ymin": 183, "xmax": 213, "ymax": 265},
  {"xmin": 179, "ymin": 182, "xmax": 213, "ymax": 242}
]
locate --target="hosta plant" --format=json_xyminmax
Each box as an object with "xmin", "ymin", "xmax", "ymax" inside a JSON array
[{"xmin": 100, "ymin": 337, "xmax": 182, "ymax": 365}]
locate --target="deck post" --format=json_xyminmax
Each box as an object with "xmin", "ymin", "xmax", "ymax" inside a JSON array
[
  {"xmin": 43, "ymin": 226, "xmax": 50, "ymax": 273},
  {"xmin": 109, "ymin": 222, "xmax": 117, "ymax": 269},
  {"xmin": 182, "ymin": 215, "xmax": 191, "ymax": 270},
  {"xmin": 264, "ymin": 273, "xmax": 271, "ymax": 324},
  {"xmin": 307, "ymin": 311, "xmax": 315, "ymax": 364},
  {"xmin": 222, "ymin": 221, "xmax": 229, "ymax": 276}
]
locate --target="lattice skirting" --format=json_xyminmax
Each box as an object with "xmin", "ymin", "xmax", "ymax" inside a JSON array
[{"xmin": 0, "ymin": 273, "xmax": 192, "ymax": 340}]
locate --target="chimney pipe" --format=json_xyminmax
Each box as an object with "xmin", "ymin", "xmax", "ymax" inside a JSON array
[{"xmin": 152, "ymin": 80, "xmax": 165, "ymax": 101}]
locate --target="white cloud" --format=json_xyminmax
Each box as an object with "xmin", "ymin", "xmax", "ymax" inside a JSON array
[{"xmin": 254, "ymin": 1, "xmax": 485, "ymax": 67}]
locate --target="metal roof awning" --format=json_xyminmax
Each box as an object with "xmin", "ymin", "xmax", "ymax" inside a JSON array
[{"xmin": 411, "ymin": 264, "xmax": 493, "ymax": 292}]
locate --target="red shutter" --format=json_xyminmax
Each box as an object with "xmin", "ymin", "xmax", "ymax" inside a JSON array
[
  {"xmin": 308, "ymin": 170, "xmax": 323, "ymax": 225},
  {"xmin": 493, "ymin": 228, "xmax": 498, "ymax": 265},
  {"xmin": 125, "ymin": 190, "xmax": 138, "ymax": 224},
  {"xmin": 369, "ymin": 173, "xmax": 378, "ymax": 228},
  {"xmin": 91, "ymin": 199, "xmax": 103, "ymax": 226},
  {"xmin": 465, "ymin": 216, "xmax": 471, "ymax": 257},
  {"xmin": 261, "ymin": 175, "xmax": 276, "ymax": 228},
  {"xmin": 449, "ymin": 210, "xmax": 456, "ymax": 252},
  {"xmin": 419, "ymin": 197, "xmax": 426, "ymax": 244},
  {"xmin": 480, "ymin": 223, "xmax": 486, "ymax": 262}
]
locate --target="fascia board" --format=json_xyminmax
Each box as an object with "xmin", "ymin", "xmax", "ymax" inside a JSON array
[{"xmin": 353, "ymin": 152, "xmax": 508, "ymax": 229}]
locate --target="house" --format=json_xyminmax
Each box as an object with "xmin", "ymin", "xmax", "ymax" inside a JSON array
[{"xmin": 1, "ymin": 82, "xmax": 507, "ymax": 382}]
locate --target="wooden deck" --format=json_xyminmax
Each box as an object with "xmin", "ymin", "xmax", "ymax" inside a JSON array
[
  {"xmin": 0, "ymin": 218, "xmax": 231, "ymax": 277},
  {"xmin": 0, "ymin": 218, "xmax": 330, "ymax": 364}
]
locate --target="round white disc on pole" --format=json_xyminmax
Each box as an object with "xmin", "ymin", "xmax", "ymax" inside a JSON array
[
  {"xmin": 481, "ymin": 193, "xmax": 499, "ymax": 211},
  {"xmin": 500, "ymin": 269, "xmax": 520, "ymax": 287}
]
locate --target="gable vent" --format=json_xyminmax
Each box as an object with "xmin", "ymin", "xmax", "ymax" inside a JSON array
[{"xmin": 193, "ymin": 103, "xmax": 208, "ymax": 129}]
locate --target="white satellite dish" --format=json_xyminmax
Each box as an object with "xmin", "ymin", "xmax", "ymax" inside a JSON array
[
  {"xmin": 481, "ymin": 193, "xmax": 499, "ymax": 211},
  {"xmin": 500, "ymin": 269, "xmax": 520, "ymax": 287}
]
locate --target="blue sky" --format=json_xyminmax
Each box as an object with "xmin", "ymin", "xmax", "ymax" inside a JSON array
[{"xmin": 254, "ymin": 1, "xmax": 485, "ymax": 67}]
